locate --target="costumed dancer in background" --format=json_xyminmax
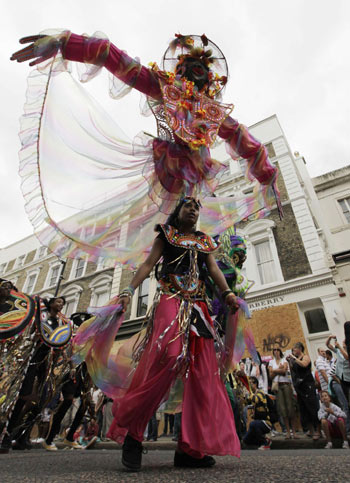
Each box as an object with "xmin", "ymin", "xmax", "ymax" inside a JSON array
[
  {"xmin": 42, "ymin": 312, "xmax": 95, "ymax": 452},
  {"xmin": 0, "ymin": 296, "xmax": 73, "ymax": 452},
  {"xmin": 0, "ymin": 280, "xmax": 37, "ymax": 452},
  {"xmin": 74, "ymin": 197, "xmax": 242, "ymax": 471},
  {"xmin": 206, "ymin": 234, "xmax": 251, "ymax": 439},
  {"xmin": 208, "ymin": 233, "xmax": 251, "ymax": 333},
  {"xmin": 10, "ymin": 31, "xmax": 281, "ymax": 272}
]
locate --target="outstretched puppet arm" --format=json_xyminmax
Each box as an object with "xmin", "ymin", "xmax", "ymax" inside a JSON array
[
  {"xmin": 63, "ymin": 33, "xmax": 162, "ymax": 99},
  {"xmin": 218, "ymin": 116, "xmax": 277, "ymax": 186},
  {"xmin": 11, "ymin": 32, "xmax": 162, "ymax": 100}
]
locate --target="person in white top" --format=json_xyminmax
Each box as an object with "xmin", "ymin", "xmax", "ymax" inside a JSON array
[
  {"xmin": 268, "ymin": 348, "xmax": 298, "ymax": 439},
  {"xmin": 318, "ymin": 390, "xmax": 349, "ymax": 449},
  {"xmin": 245, "ymin": 356, "xmax": 268, "ymax": 394}
]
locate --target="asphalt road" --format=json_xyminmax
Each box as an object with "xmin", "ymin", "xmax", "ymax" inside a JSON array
[{"xmin": 0, "ymin": 449, "xmax": 348, "ymax": 482}]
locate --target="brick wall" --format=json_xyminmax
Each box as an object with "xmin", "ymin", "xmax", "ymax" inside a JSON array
[
  {"xmin": 275, "ymin": 162, "xmax": 289, "ymax": 203},
  {"xmin": 271, "ymin": 204, "xmax": 312, "ymax": 280}
]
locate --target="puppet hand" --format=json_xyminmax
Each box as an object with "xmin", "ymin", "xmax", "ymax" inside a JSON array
[{"xmin": 11, "ymin": 34, "xmax": 64, "ymax": 66}]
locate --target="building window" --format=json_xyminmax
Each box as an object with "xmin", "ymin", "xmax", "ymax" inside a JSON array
[
  {"xmin": 95, "ymin": 290, "xmax": 110, "ymax": 307},
  {"xmin": 339, "ymin": 197, "xmax": 350, "ymax": 223},
  {"xmin": 254, "ymin": 240, "xmax": 276, "ymax": 284},
  {"xmin": 304, "ymin": 308, "xmax": 329, "ymax": 334},
  {"xmin": 89, "ymin": 275, "xmax": 112, "ymax": 307},
  {"xmin": 36, "ymin": 246, "xmax": 47, "ymax": 260},
  {"xmin": 15, "ymin": 254, "xmax": 26, "ymax": 269},
  {"xmin": 74, "ymin": 259, "xmax": 86, "ymax": 279},
  {"xmin": 96, "ymin": 257, "xmax": 108, "ymax": 272},
  {"xmin": 239, "ymin": 159, "xmax": 247, "ymax": 177},
  {"xmin": 60, "ymin": 284, "xmax": 83, "ymax": 317},
  {"xmin": 25, "ymin": 274, "xmax": 37, "ymax": 294},
  {"xmin": 137, "ymin": 278, "xmax": 149, "ymax": 317},
  {"xmin": 48, "ymin": 265, "xmax": 61, "ymax": 287},
  {"xmin": 64, "ymin": 300, "xmax": 76, "ymax": 317},
  {"xmin": 265, "ymin": 142, "xmax": 276, "ymax": 159},
  {"xmin": 0, "ymin": 262, "xmax": 7, "ymax": 275}
]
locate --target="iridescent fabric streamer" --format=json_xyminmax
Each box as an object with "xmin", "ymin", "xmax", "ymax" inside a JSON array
[
  {"xmin": 243, "ymin": 326, "xmax": 260, "ymax": 365},
  {"xmin": 220, "ymin": 296, "xmax": 261, "ymax": 376},
  {"xmin": 73, "ymin": 304, "xmax": 134, "ymax": 398}
]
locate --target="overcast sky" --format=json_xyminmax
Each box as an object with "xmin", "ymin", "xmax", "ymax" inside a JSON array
[{"xmin": 1, "ymin": 0, "xmax": 349, "ymax": 248}]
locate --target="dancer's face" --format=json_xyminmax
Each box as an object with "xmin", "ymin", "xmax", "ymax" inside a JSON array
[
  {"xmin": 50, "ymin": 297, "xmax": 65, "ymax": 312},
  {"xmin": 178, "ymin": 200, "xmax": 200, "ymax": 228},
  {"xmin": 176, "ymin": 58, "xmax": 209, "ymax": 91},
  {"xmin": 0, "ymin": 282, "xmax": 12, "ymax": 299}
]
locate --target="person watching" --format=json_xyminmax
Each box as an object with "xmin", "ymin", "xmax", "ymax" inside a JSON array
[
  {"xmin": 318, "ymin": 390, "xmax": 349, "ymax": 449},
  {"xmin": 242, "ymin": 376, "xmax": 272, "ymax": 450}
]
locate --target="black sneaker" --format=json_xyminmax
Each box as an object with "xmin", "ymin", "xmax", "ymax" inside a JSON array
[
  {"xmin": 122, "ymin": 434, "xmax": 143, "ymax": 471},
  {"xmin": 12, "ymin": 439, "xmax": 32, "ymax": 450},
  {"xmin": 0, "ymin": 434, "xmax": 12, "ymax": 454},
  {"xmin": 12, "ymin": 434, "xmax": 32, "ymax": 451},
  {"xmin": 174, "ymin": 451, "xmax": 216, "ymax": 468}
]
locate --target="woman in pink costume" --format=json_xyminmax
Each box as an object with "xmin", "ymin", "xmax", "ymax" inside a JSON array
[{"xmin": 107, "ymin": 196, "xmax": 240, "ymax": 470}]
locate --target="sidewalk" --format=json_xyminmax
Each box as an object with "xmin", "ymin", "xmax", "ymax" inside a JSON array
[{"xmin": 33, "ymin": 433, "xmax": 348, "ymax": 451}]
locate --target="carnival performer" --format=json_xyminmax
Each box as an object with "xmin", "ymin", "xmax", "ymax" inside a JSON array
[
  {"xmin": 42, "ymin": 313, "xmax": 95, "ymax": 453},
  {"xmin": 1, "ymin": 280, "xmax": 37, "ymax": 452},
  {"xmin": 42, "ymin": 361, "xmax": 95, "ymax": 451},
  {"xmin": 10, "ymin": 31, "xmax": 281, "ymax": 271},
  {"xmin": 0, "ymin": 280, "xmax": 18, "ymax": 315},
  {"xmin": 74, "ymin": 197, "xmax": 241, "ymax": 470},
  {"xmin": 208, "ymin": 234, "xmax": 251, "ymax": 332},
  {"xmin": 0, "ymin": 296, "xmax": 73, "ymax": 452}
]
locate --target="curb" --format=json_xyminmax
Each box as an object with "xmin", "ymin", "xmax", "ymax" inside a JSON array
[{"xmin": 31, "ymin": 436, "xmax": 348, "ymax": 452}]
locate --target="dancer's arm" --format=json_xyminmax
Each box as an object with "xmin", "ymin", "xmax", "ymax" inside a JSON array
[
  {"xmin": 11, "ymin": 32, "xmax": 162, "ymax": 99},
  {"xmin": 218, "ymin": 116, "xmax": 277, "ymax": 186},
  {"xmin": 206, "ymin": 253, "xmax": 238, "ymax": 310},
  {"xmin": 116, "ymin": 237, "xmax": 164, "ymax": 311}
]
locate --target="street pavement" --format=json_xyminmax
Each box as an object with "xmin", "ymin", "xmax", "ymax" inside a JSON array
[{"xmin": 0, "ymin": 449, "xmax": 349, "ymax": 482}]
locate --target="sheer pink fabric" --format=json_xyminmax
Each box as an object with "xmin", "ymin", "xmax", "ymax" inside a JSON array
[{"xmin": 107, "ymin": 294, "xmax": 240, "ymax": 458}]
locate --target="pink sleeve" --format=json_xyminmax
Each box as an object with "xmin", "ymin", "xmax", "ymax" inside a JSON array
[
  {"xmin": 63, "ymin": 33, "xmax": 162, "ymax": 100},
  {"xmin": 218, "ymin": 116, "xmax": 277, "ymax": 185}
]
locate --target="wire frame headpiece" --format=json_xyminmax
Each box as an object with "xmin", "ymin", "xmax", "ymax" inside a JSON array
[{"xmin": 162, "ymin": 34, "xmax": 229, "ymax": 97}]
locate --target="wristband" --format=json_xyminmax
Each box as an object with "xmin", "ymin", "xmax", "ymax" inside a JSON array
[
  {"xmin": 222, "ymin": 289, "xmax": 233, "ymax": 300},
  {"xmin": 118, "ymin": 285, "xmax": 135, "ymax": 299},
  {"xmin": 126, "ymin": 285, "xmax": 135, "ymax": 296}
]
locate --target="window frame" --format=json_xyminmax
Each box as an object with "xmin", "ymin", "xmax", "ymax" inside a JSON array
[
  {"xmin": 129, "ymin": 272, "xmax": 157, "ymax": 320},
  {"xmin": 304, "ymin": 308, "xmax": 329, "ymax": 334},
  {"xmin": 70, "ymin": 258, "xmax": 87, "ymax": 280},
  {"xmin": 35, "ymin": 246, "xmax": 47, "ymax": 261},
  {"xmin": 14, "ymin": 254, "xmax": 26, "ymax": 269},
  {"xmin": 338, "ymin": 197, "xmax": 350, "ymax": 224},
  {"xmin": 243, "ymin": 219, "xmax": 284, "ymax": 290},
  {"xmin": 0, "ymin": 262, "xmax": 7, "ymax": 276},
  {"xmin": 23, "ymin": 268, "xmax": 41, "ymax": 294},
  {"xmin": 45, "ymin": 262, "xmax": 62, "ymax": 289},
  {"xmin": 136, "ymin": 278, "xmax": 150, "ymax": 318},
  {"xmin": 60, "ymin": 284, "xmax": 83, "ymax": 318},
  {"xmin": 89, "ymin": 274, "xmax": 113, "ymax": 307}
]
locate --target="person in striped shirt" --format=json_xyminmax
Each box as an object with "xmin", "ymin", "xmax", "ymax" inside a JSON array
[{"xmin": 315, "ymin": 348, "xmax": 332, "ymax": 391}]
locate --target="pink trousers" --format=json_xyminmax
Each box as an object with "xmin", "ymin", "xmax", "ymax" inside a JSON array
[{"xmin": 107, "ymin": 294, "xmax": 240, "ymax": 458}]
